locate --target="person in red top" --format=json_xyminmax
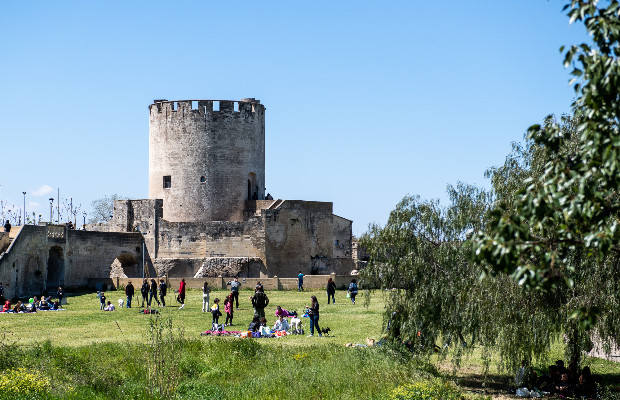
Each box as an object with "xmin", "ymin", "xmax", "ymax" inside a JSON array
[{"xmin": 177, "ymin": 278, "xmax": 186, "ymax": 309}]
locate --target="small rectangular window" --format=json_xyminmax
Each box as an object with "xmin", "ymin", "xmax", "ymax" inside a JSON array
[
  {"xmin": 213, "ymin": 101, "xmax": 220, "ymax": 111},
  {"xmin": 163, "ymin": 176, "xmax": 171, "ymax": 189}
]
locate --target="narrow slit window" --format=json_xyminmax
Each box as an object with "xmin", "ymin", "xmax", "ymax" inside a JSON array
[
  {"xmin": 234, "ymin": 102, "xmax": 239, "ymax": 112},
  {"xmin": 163, "ymin": 176, "xmax": 171, "ymax": 189}
]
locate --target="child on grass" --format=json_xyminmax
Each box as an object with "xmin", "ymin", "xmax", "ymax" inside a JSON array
[
  {"xmin": 224, "ymin": 296, "xmax": 233, "ymax": 326},
  {"xmin": 211, "ymin": 298, "xmax": 222, "ymax": 325}
]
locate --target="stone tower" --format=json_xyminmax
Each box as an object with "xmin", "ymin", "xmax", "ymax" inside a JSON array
[{"xmin": 149, "ymin": 99, "xmax": 266, "ymax": 222}]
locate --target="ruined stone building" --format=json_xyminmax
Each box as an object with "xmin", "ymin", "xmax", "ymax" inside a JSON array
[{"xmin": 0, "ymin": 98, "xmax": 354, "ymax": 298}]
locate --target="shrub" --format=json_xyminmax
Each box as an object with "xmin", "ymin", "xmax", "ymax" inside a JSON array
[
  {"xmin": 0, "ymin": 367, "xmax": 52, "ymax": 399},
  {"xmin": 390, "ymin": 378, "xmax": 464, "ymax": 400}
]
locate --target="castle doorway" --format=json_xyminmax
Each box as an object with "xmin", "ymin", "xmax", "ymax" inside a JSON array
[
  {"xmin": 46, "ymin": 246, "xmax": 65, "ymax": 289},
  {"xmin": 110, "ymin": 252, "xmax": 139, "ymax": 278},
  {"xmin": 248, "ymin": 172, "xmax": 257, "ymax": 200}
]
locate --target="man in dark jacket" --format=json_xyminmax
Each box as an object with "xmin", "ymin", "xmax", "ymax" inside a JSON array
[
  {"xmin": 149, "ymin": 278, "xmax": 160, "ymax": 307},
  {"xmin": 158, "ymin": 279, "xmax": 167, "ymax": 307},
  {"xmin": 140, "ymin": 279, "xmax": 149, "ymax": 308},
  {"xmin": 125, "ymin": 281, "xmax": 134, "ymax": 308},
  {"xmin": 250, "ymin": 286, "xmax": 269, "ymax": 318}
]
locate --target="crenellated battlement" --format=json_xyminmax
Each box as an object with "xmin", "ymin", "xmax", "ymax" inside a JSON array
[{"xmin": 149, "ymin": 99, "xmax": 265, "ymax": 118}]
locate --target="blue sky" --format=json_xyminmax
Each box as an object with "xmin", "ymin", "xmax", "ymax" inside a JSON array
[{"xmin": 0, "ymin": 1, "xmax": 587, "ymax": 235}]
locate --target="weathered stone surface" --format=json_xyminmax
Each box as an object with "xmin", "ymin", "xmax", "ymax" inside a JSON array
[
  {"xmin": 194, "ymin": 257, "xmax": 263, "ymax": 278},
  {"xmin": 149, "ymin": 99, "xmax": 265, "ymax": 223}
]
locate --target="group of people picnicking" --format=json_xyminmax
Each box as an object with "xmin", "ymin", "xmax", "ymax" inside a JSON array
[
  {"xmin": 514, "ymin": 359, "xmax": 599, "ymax": 398},
  {"xmin": 0, "ymin": 284, "xmax": 64, "ymax": 313}
]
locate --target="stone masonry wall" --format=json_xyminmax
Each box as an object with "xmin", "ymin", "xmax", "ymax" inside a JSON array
[
  {"xmin": 0, "ymin": 225, "xmax": 144, "ymax": 298},
  {"xmin": 263, "ymin": 200, "xmax": 335, "ymax": 277},
  {"xmin": 333, "ymin": 215, "xmax": 352, "ymax": 258},
  {"xmin": 149, "ymin": 99, "xmax": 265, "ymax": 223}
]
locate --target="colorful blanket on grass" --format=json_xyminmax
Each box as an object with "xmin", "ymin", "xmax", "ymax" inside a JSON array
[{"xmin": 200, "ymin": 330, "xmax": 288, "ymax": 338}]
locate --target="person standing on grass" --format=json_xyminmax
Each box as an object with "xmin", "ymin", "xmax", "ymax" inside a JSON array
[
  {"xmin": 297, "ymin": 271, "xmax": 304, "ymax": 292},
  {"xmin": 177, "ymin": 278, "xmax": 186, "ymax": 309},
  {"xmin": 326, "ymin": 277, "xmax": 336, "ymax": 304},
  {"xmin": 140, "ymin": 279, "xmax": 149, "ymax": 307},
  {"xmin": 201, "ymin": 281, "xmax": 211, "ymax": 312},
  {"xmin": 57, "ymin": 286, "xmax": 64, "ymax": 305},
  {"xmin": 159, "ymin": 278, "xmax": 167, "ymax": 307},
  {"xmin": 224, "ymin": 296, "xmax": 234, "ymax": 326},
  {"xmin": 227, "ymin": 277, "xmax": 241, "ymax": 309},
  {"xmin": 348, "ymin": 279, "xmax": 358, "ymax": 304},
  {"xmin": 125, "ymin": 280, "xmax": 134, "ymax": 308},
  {"xmin": 306, "ymin": 295, "xmax": 322, "ymax": 337},
  {"xmin": 211, "ymin": 298, "xmax": 221, "ymax": 326},
  {"xmin": 149, "ymin": 278, "xmax": 160, "ymax": 307},
  {"xmin": 100, "ymin": 292, "xmax": 107, "ymax": 310},
  {"xmin": 250, "ymin": 285, "xmax": 269, "ymax": 318}
]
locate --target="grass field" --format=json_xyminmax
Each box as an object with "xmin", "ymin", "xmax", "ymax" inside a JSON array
[
  {"xmin": 0, "ymin": 288, "xmax": 385, "ymax": 347},
  {"xmin": 0, "ymin": 288, "xmax": 457, "ymax": 400},
  {"xmin": 0, "ymin": 288, "xmax": 618, "ymax": 400}
]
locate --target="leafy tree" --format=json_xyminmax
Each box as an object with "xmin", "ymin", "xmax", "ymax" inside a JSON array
[
  {"xmin": 473, "ymin": 0, "xmax": 620, "ymax": 291},
  {"xmin": 363, "ymin": 1, "xmax": 620, "ymax": 368},
  {"xmin": 88, "ymin": 194, "xmax": 126, "ymax": 224},
  {"xmin": 361, "ymin": 184, "xmax": 562, "ymax": 370},
  {"xmin": 470, "ymin": 0, "xmax": 620, "ymax": 364}
]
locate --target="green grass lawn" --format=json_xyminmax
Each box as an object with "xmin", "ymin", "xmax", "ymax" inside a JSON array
[
  {"xmin": 0, "ymin": 289, "xmax": 618, "ymax": 400},
  {"xmin": 0, "ymin": 289, "xmax": 385, "ymax": 347},
  {"xmin": 1, "ymin": 289, "xmax": 452, "ymax": 400}
]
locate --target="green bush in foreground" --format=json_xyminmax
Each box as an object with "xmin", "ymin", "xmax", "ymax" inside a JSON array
[
  {"xmin": 390, "ymin": 379, "xmax": 463, "ymax": 400},
  {"xmin": 0, "ymin": 336, "xmax": 467, "ymax": 400}
]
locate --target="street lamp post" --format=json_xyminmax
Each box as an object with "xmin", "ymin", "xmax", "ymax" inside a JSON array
[
  {"xmin": 22, "ymin": 192, "xmax": 26, "ymax": 226},
  {"xmin": 49, "ymin": 198, "xmax": 54, "ymax": 223}
]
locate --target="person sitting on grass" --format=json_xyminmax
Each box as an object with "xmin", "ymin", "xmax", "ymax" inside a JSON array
[
  {"xmin": 248, "ymin": 315, "xmax": 260, "ymax": 332},
  {"xmin": 259, "ymin": 317, "xmax": 272, "ymax": 336},
  {"xmin": 273, "ymin": 314, "xmax": 290, "ymax": 332},
  {"xmin": 2, "ymin": 300, "xmax": 10, "ymax": 312},
  {"xmin": 51, "ymin": 300, "xmax": 60, "ymax": 310},
  {"xmin": 39, "ymin": 298, "xmax": 50, "ymax": 310},
  {"xmin": 13, "ymin": 301, "xmax": 25, "ymax": 313},
  {"xmin": 26, "ymin": 299, "xmax": 36, "ymax": 313},
  {"xmin": 104, "ymin": 301, "xmax": 115, "ymax": 311}
]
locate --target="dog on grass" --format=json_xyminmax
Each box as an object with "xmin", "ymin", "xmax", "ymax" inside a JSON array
[
  {"xmin": 320, "ymin": 327, "xmax": 331, "ymax": 336},
  {"xmin": 289, "ymin": 311, "xmax": 303, "ymax": 334},
  {"xmin": 118, "ymin": 298, "xmax": 124, "ymax": 308}
]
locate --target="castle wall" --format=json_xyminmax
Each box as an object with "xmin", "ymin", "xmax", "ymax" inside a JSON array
[
  {"xmin": 263, "ymin": 200, "xmax": 336, "ymax": 277},
  {"xmin": 111, "ymin": 199, "xmax": 162, "ymax": 260},
  {"xmin": 333, "ymin": 215, "xmax": 352, "ymax": 258},
  {"xmin": 149, "ymin": 99, "xmax": 265, "ymax": 223},
  {"xmin": 0, "ymin": 225, "xmax": 144, "ymax": 298},
  {"xmin": 153, "ymin": 216, "xmax": 266, "ymax": 278}
]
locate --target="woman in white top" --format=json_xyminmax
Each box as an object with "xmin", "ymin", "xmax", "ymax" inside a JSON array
[{"xmin": 201, "ymin": 282, "xmax": 211, "ymax": 312}]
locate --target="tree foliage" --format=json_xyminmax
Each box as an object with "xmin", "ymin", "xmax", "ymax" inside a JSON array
[
  {"xmin": 362, "ymin": 1, "xmax": 620, "ymax": 368},
  {"xmin": 361, "ymin": 185, "xmax": 562, "ymax": 370},
  {"xmin": 88, "ymin": 194, "xmax": 126, "ymax": 224},
  {"xmin": 473, "ymin": 0, "xmax": 620, "ymax": 291}
]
